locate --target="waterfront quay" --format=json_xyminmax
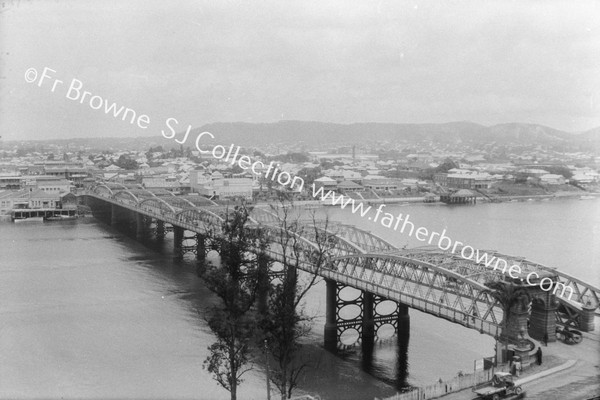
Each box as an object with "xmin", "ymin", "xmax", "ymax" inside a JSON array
[{"xmin": 11, "ymin": 207, "xmax": 77, "ymax": 221}]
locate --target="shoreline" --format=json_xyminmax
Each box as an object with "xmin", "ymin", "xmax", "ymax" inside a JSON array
[{"xmin": 252, "ymin": 191, "xmax": 600, "ymax": 209}]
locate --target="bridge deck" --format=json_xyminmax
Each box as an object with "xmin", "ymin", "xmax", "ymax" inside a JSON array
[{"xmin": 84, "ymin": 187, "xmax": 600, "ymax": 338}]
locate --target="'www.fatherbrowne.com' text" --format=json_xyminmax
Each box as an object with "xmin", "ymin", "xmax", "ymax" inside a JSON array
[
  {"xmin": 165, "ymin": 128, "xmax": 572, "ymax": 301},
  {"xmin": 25, "ymin": 66, "xmax": 573, "ymax": 301}
]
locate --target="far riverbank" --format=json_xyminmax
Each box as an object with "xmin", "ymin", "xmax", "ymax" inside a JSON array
[{"xmin": 252, "ymin": 191, "xmax": 600, "ymax": 209}]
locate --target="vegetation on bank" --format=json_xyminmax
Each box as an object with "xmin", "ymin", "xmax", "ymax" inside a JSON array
[{"xmin": 201, "ymin": 203, "xmax": 336, "ymax": 400}]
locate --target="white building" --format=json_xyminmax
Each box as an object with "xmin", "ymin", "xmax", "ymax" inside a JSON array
[
  {"xmin": 540, "ymin": 174, "xmax": 565, "ymax": 185},
  {"xmin": 23, "ymin": 176, "xmax": 73, "ymax": 193},
  {"xmin": 189, "ymin": 171, "xmax": 253, "ymax": 199}
]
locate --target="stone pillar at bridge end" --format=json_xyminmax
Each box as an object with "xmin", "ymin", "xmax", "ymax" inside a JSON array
[
  {"xmin": 529, "ymin": 294, "xmax": 557, "ymax": 343},
  {"xmin": 580, "ymin": 303, "xmax": 596, "ymax": 332},
  {"xmin": 505, "ymin": 302, "xmax": 530, "ymax": 343}
]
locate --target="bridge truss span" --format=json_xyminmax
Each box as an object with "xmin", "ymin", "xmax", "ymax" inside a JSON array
[
  {"xmin": 139, "ymin": 197, "xmax": 177, "ymax": 218},
  {"xmin": 326, "ymin": 254, "xmax": 503, "ymax": 337},
  {"xmin": 334, "ymin": 224, "xmax": 398, "ymax": 253},
  {"xmin": 113, "ymin": 190, "xmax": 140, "ymax": 206},
  {"xmin": 82, "ymin": 186, "xmax": 598, "ymax": 341}
]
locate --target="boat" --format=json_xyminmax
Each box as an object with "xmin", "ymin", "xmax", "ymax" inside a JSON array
[
  {"xmin": 46, "ymin": 215, "xmax": 78, "ymax": 221},
  {"xmin": 13, "ymin": 216, "xmax": 44, "ymax": 224}
]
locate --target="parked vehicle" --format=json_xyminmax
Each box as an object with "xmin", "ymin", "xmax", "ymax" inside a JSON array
[
  {"xmin": 473, "ymin": 372, "xmax": 524, "ymax": 400},
  {"xmin": 555, "ymin": 326, "xmax": 583, "ymax": 344}
]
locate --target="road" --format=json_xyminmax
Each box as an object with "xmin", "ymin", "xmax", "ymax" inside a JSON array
[{"xmin": 435, "ymin": 327, "xmax": 600, "ymax": 400}]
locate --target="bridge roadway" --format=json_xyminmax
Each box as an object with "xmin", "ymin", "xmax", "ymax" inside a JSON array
[{"xmin": 84, "ymin": 183, "xmax": 600, "ymax": 346}]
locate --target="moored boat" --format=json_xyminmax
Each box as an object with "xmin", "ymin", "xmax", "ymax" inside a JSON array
[{"xmin": 13, "ymin": 216, "xmax": 44, "ymax": 223}]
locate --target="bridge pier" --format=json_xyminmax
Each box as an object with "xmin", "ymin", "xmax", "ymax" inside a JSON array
[
  {"xmin": 111, "ymin": 204, "xmax": 118, "ymax": 226},
  {"xmin": 361, "ymin": 292, "xmax": 375, "ymax": 372},
  {"xmin": 324, "ymin": 279, "xmax": 338, "ymax": 352},
  {"xmin": 128, "ymin": 210, "xmax": 137, "ymax": 233},
  {"xmin": 324, "ymin": 280, "xmax": 402, "ymax": 354},
  {"xmin": 173, "ymin": 226, "xmax": 184, "ymax": 261},
  {"xmin": 362, "ymin": 291, "xmax": 375, "ymax": 344},
  {"xmin": 156, "ymin": 220, "xmax": 165, "ymax": 240},
  {"xmin": 136, "ymin": 213, "xmax": 151, "ymax": 240},
  {"xmin": 196, "ymin": 234, "xmax": 207, "ymax": 276},
  {"xmin": 396, "ymin": 303, "xmax": 410, "ymax": 389}
]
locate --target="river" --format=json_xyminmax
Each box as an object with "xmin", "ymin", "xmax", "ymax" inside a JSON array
[{"xmin": 0, "ymin": 197, "xmax": 598, "ymax": 399}]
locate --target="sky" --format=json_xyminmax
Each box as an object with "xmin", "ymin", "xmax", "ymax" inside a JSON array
[{"xmin": 0, "ymin": 0, "xmax": 599, "ymax": 141}]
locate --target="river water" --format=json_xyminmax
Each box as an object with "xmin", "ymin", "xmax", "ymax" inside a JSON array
[{"xmin": 0, "ymin": 197, "xmax": 598, "ymax": 399}]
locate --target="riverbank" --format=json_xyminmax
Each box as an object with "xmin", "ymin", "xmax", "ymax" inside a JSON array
[
  {"xmin": 486, "ymin": 191, "xmax": 600, "ymax": 202},
  {"xmin": 250, "ymin": 191, "xmax": 600, "ymax": 211},
  {"xmin": 383, "ymin": 316, "xmax": 600, "ymax": 400}
]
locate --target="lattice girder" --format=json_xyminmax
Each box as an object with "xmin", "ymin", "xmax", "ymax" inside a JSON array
[
  {"xmin": 93, "ymin": 184, "xmax": 114, "ymax": 198},
  {"xmin": 327, "ymin": 254, "xmax": 503, "ymax": 336},
  {"xmin": 138, "ymin": 198, "xmax": 177, "ymax": 217},
  {"xmin": 113, "ymin": 190, "xmax": 140, "ymax": 206}
]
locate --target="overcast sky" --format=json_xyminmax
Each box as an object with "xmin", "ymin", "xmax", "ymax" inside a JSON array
[{"xmin": 1, "ymin": 0, "xmax": 599, "ymax": 141}]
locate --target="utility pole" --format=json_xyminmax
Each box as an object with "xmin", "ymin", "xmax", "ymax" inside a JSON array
[
  {"xmin": 264, "ymin": 339, "xmax": 271, "ymax": 400},
  {"xmin": 504, "ymin": 314, "xmax": 508, "ymax": 364}
]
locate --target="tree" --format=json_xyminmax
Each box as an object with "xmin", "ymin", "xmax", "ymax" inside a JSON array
[
  {"xmin": 485, "ymin": 281, "xmax": 530, "ymax": 363},
  {"xmin": 544, "ymin": 166, "xmax": 573, "ymax": 179},
  {"xmin": 260, "ymin": 203, "xmax": 336, "ymax": 399},
  {"xmin": 115, "ymin": 154, "xmax": 138, "ymax": 170},
  {"xmin": 202, "ymin": 205, "xmax": 268, "ymax": 400},
  {"xmin": 435, "ymin": 158, "xmax": 459, "ymax": 173},
  {"xmin": 296, "ymin": 166, "xmax": 321, "ymax": 187}
]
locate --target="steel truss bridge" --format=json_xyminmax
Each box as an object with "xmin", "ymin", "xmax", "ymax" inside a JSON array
[{"xmin": 83, "ymin": 183, "xmax": 600, "ymax": 350}]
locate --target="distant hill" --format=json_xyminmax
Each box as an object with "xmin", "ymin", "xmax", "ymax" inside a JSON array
[
  {"xmin": 7, "ymin": 121, "xmax": 599, "ymax": 149},
  {"xmin": 189, "ymin": 120, "xmax": 598, "ymax": 146},
  {"xmin": 578, "ymin": 126, "xmax": 600, "ymax": 141}
]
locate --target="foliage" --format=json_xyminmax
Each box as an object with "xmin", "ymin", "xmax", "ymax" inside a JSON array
[
  {"xmin": 542, "ymin": 165, "xmax": 573, "ymax": 179},
  {"xmin": 295, "ymin": 166, "xmax": 322, "ymax": 187},
  {"xmin": 418, "ymin": 158, "xmax": 459, "ymax": 180},
  {"xmin": 320, "ymin": 160, "xmax": 344, "ymax": 170},
  {"xmin": 435, "ymin": 158, "xmax": 459, "ymax": 173},
  {"xmin": 115, "ymin": 154, "xmax": 139, "ymax": 170},
  {"xmin": 202, "ymin": 205, "xmax": 268, "ymax": 400},
  {"xmin": 260, "ymin": 203, "xmax": 335, "ymax": 399},
  {"xmin": 203, "ymin": 313, "xmax": 255, "ymax": 395}
]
